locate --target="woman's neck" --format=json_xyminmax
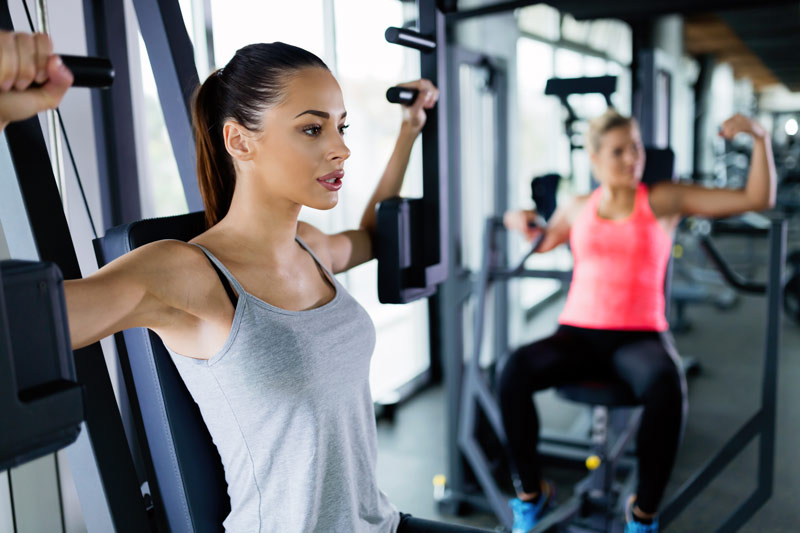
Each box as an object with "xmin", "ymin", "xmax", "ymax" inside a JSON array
[
  {"xmin": 209, "ymin": 180, "xmax": 303, "ymax": 259},
  {"xmin": 600, "ymin": 183, "xmax": 637, "ymax": 203}
]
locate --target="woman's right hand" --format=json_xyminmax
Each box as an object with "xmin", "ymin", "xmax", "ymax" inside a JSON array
[
  {"xmin": 0, "ymin": 31, "xmax": 72, "ymax": 130},
  {"xmin": 503, "ymin": 210, "xmax": 544, "ymax": 242}
]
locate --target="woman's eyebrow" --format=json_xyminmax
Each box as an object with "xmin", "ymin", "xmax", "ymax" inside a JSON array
[{"xmin": 294, "ymin": 110, "xmax": 348, "ymax": 120}]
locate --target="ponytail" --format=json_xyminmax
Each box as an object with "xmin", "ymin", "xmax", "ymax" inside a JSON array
[
  {"xmin": 193, "ymin": 72, "xmax": 235, "ymax": 227},
  {"xmin": 191, "ymin": 43, "xmax": 329, "ymax": 228}
]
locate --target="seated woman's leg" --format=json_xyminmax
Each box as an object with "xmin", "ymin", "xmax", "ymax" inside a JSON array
[
  {"xmin": 498, "ymin": 326, "xmax": 604, "ymax": 496},
  {"xmin": 611, "ymin": 332, "xmax": 687, "ymax": 515}
]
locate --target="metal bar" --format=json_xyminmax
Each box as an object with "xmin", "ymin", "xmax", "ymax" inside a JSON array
[
  {"xmin": 82, "ymin": 0, "xmax": 142, "ymax": 231},
  {"xmin": 757, "ymin": 218, "xmax": 784, "ymax": 499},
  {"xmin": 384, "ymin": 26, "xmax": 435, "ymax": 53},
  {"xmin": 493, "ymin": 59, "xmax": 509, "ymax": 385},
  {"xmin": 699, "ymin": 235, "xmax": 767, "ymax": 294},
  {"xmin": 446, "ymin": 0, "xmax": 540, "ymax": 22},
  {"xmin": 492, "ymin": 269, "xmax": 573, "ymax": 281},
  {"xmin": 419, "ymin": 0, "xmax": 449, "ymax": 285},
  {"xmin": 130, "ymin": 0, "xmax": 203, "ymax": 211},
  {"xmin": 717, "ymin": 487, "xmax": 769, "ymax": 533},
  {"xmin": 438, "ymin": 37, "xmax": 467, "ymax": 498},
  {"xmin": 660, "ymin": 411, "xmax": 760, "ymax": 525}
]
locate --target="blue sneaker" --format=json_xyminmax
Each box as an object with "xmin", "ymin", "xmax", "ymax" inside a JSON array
[
  {"xmin": 624, "ymin": 495, "xmax": 659, "ymax": 533},
  {"xmin": 509, "ymin": 482, "xmax": 553, "ymax": 533}
]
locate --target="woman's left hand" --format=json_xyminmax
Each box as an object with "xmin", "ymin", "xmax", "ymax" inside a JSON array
[
  {"xmin": 719, "ymin": 114, "xmax": 767, "ymax": 141},
  {"xmin": 397, "ymin": 78, "xmax": 439, "ymax": 134}
]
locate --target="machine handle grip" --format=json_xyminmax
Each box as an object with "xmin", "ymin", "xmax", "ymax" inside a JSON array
[
  {"xmin": 32, "ymin": 55, "xmax": 115, "ymax": 89},
  {"xmin": 386, "ymin": 86, "xmax": 419, "ymax": 106}
]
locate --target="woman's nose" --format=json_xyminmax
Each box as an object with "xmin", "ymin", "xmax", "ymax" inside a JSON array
[{"xmin": 329, "ymin": 134, "xmax": 350, "ymax": 162}]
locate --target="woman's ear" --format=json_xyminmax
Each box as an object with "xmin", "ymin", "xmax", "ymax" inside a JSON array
[{"xmin": 223, "ymin": 120, "xmax": 255, "ymax": 161}]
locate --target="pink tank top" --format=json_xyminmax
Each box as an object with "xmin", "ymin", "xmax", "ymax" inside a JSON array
[{"xmin": 558, "ymin": 183, "xmax": 672, "ymax": 331}]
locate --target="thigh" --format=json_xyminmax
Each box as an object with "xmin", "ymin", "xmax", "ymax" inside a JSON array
[
  {"xmin": 396, "ymin": 513, "xmax": 491, "ymax": 532},
  {"xmin": 610, "ymin": 332, "xmax": 685, "ymax": 400},
  {"xmin": 499, "ymin": 326, "xmax": 608, "ymax": 391}
]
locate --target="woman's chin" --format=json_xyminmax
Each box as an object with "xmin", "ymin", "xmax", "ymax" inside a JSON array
[{"xmin": 306, "ymin": 196, "xmax": 339, "ymax": 211}]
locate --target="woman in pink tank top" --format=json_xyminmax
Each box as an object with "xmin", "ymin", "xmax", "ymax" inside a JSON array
[{"xmin": 500, "ymin": 109, "xmax": 776, "ymax": 533}]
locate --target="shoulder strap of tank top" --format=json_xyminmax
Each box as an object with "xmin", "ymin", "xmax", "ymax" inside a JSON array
[
  {"xmin": 634, "ymin": 182, "xmax": 656, "ymax": 220},
  {"xmin": 294, "ymin": 235, "xmax": 336, "ymax": 280},
  {"xmin": 188, "ymin": 243, "xmax": 245, "ymax": 301}
]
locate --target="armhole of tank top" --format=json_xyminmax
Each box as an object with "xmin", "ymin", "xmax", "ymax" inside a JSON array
[{"xmin": 204, "ymin": 254, "xmax": 238, "ymax": 307}]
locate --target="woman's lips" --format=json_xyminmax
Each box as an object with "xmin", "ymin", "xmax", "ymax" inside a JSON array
[{"xmin": 317, "ymin": 170, "xmax": 344, "ymax": 191}]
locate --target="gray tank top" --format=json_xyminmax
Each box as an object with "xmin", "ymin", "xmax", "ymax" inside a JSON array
[{"xmin": 166, "ymin": 237, "xmax": 399, "ymax": 532}]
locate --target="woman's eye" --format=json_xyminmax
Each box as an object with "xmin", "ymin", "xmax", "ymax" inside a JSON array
[
  {"xmin": 613, "ymin": 148, "xmax": 623, "ymax": 157},
  {"xmin": 339, "ymin": 124, "xmax": 350, "ymax": 135},
  {"xmin": 302, "ymin": 125, "xmax": 322, "ymax": 136}
]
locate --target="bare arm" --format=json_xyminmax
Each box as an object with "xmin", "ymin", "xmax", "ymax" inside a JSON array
[
  {"xmin": 650, "ymin": 114, "xmax": 777, "ymax": 219},
  {"xmin": 64, "ymin": 241, "xmax": 196, "ymax": 349},
  {"xmin": 504, "ymin": 196, "xmax": 587, "ymax": 254},
  {"xmin": 312, "ymin": 79, "xmax": 439, "ymax": 274}
]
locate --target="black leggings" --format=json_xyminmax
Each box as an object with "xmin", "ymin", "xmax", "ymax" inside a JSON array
[
  {"xmin": 498, "ymin": 325, "xmax": 687, "ymax": 514},
  {"xmin": 397, "ymin": 512, "xmax": 490, "ymax": 532}
]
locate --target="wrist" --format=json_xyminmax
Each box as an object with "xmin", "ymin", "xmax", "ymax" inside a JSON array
[{"xmin": 399, "ymin": 121, "xmax": 423, "ymax": 138}]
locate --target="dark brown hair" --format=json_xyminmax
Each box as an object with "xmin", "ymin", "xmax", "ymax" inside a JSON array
[{"xmin": 192, "ymin": 42, "xmax": 328, "ymax": 227}]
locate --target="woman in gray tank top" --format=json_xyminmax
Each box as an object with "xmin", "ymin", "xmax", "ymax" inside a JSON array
[{"xmin": 62, "ymin": 42, "xmax": 488, "ymax": 532}]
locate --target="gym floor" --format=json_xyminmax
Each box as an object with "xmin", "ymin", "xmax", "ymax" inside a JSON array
[{"xmin": 376, "ymin": 230, "xmax": 800, "ymax": 532}]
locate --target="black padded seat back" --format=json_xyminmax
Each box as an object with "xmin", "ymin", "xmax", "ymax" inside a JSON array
[
  {"xmin": 94, "ymin": 211, "xmax": 228, "ymax": 533},
  {"xmin": 642, "ymin": 146, "xmax": 676, "ymax": 186}
]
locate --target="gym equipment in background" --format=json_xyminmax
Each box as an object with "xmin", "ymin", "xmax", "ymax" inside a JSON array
[
  {"xmin": 377, "ymin": 16, "xmax": 450, "ymax": 304},
  {"xmin": 449, "ymin": 148, "xmax": 679, "ymax": 531}
]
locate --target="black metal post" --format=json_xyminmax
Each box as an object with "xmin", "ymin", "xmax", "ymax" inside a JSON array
[
  {"xmin": 82, "ymin": 0, "xmax": 142, "ymax": 228},
  {"xmin": 419, "ymin": 0, "xmax": 449, "ymax": 284}
]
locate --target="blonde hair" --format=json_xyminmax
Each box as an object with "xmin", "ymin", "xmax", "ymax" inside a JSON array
[{"xmin": 586, "ymin": 108, "xmax": 636, "ymax": 154}]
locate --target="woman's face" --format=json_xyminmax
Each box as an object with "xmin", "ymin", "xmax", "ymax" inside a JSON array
[
  {"xmin": 246, "ymin": 67, "xmax": 350, "ymax": 211},
  {"xmin": 590, "ymin": 123, "xmax": 646, "ymax": 188}
]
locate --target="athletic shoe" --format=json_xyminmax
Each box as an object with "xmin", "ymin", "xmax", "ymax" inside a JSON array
[
  {"xmin": 624, "ymin": 495, "xmax": 659, "ymax": 533},
  {"xmin": 509, "ymin": 481, "xmax": 554, "ymax": 533}
]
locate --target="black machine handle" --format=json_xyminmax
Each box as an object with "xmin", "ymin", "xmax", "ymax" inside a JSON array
[
  {"xmin": 386, "ymin": 86, "xmax": 419, "ymax": 106},
  {"xmin": 32, "ymin": 55, "xmax": 115, "ymax": 89},
  {"xmin": 384, "ymin": 26, "xmax": 436, "ymax": 53}
]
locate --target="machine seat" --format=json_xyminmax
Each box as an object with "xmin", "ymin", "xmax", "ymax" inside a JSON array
[{"xmin": 556, "ymin": 381, "xmax": 639, "ymax": 407}]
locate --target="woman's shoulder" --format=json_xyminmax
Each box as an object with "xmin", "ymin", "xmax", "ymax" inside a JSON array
[
  {"xmin": 566, "ymin": 194, "xmax": 591, "ymax": 217},
  {"xmin": 120, "ymin": 239, "xmax": 224, "ymax": 308}
]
